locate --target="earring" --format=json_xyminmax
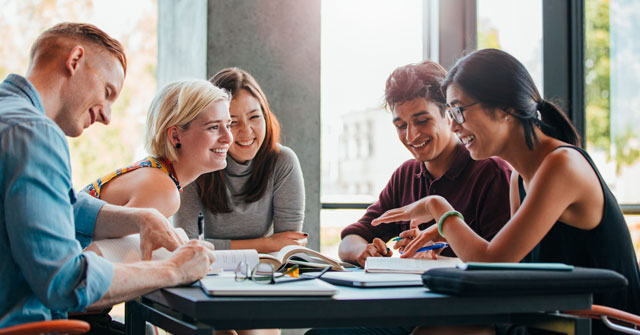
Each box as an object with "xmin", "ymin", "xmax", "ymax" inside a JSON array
[
  {"xmin": 176, "ymin": 143, "xmax": 182, "ymax": 149},
  {"xmin": 505, "ymin": 116, "xmax": 510, "ymax": 121}
]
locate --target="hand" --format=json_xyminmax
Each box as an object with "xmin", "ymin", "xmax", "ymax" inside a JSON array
[
  {"xmin": 137, "ymin": 208, "xmax": 187, "ymax": 260},
  {"xmin": 168, "ymin": 240, "xmax": 216, "ymax": 284},
  {"xmin": 399, "ymin": 225, "xmax": 444, "ymax": 259},
  {"xmin": 262, "ymin": 231, "xmax": 309, "ymax": 253},
  {"xmin": 392, "ymin": 228, "xmax": 420, "ymax": 253},
  {"xmin": 371, "ymin": 197, "xmax": 434, "ymax": 229},
  {"xmin": 355, "ymin": 237, "xmax": 392, "ymax": 267}
]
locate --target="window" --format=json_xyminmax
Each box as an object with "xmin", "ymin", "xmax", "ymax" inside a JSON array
[
  {"xmin": 320, "ymin": 0, "xmax": 423, "ymax": 257},
  {"xmin": 477, "ymin": 0, "xmax": 543, "ymax": 90},
  {"xmin": 0, "ymin": 0, "xmax": 157, "ymax": 190},
  {"xmin": 585, "ymin": 0, "xmax": 640, "ymax": 256}
]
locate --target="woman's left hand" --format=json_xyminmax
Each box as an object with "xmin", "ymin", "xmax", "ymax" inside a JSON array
[
  {"xmin": 371, "ymin": 197, "xmax": 434, "ymax": 229},
  {"xmin": 400, "ymin": 225, "xmax": 445, "ymax": 259}
]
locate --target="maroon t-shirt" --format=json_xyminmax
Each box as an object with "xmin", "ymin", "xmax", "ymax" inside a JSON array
[{"xmin": 341, "ymin": 145, "xmax": 512, "ymax": 257}]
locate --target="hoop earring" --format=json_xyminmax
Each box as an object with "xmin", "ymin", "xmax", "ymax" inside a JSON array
[{"xmin": 176, "ymin": 143, "xmax": 182, "ymax": 149}]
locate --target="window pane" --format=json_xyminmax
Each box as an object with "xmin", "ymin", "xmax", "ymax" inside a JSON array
[
  {"xmin": 586, "ymin": 0, "xmax": 640, "ymax": 204},
  {"xmin": 0, "ymin": 0, "xmax": 157, "ymax": 190},
  {"xmin": 586, "ymin": 0, "xmax": 640, "ymax": 257},
  {"xmin": 477, "ymin": 0, "xmax": 543, "ymax": 91},
  {"xmin": 320, "ymin": 0, "xmax": 423, "ymax": 255}
]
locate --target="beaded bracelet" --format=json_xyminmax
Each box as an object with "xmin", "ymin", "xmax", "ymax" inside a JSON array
[{"xmin": 437, "ymin": 210, "xmax": 464, "ymax": 237}]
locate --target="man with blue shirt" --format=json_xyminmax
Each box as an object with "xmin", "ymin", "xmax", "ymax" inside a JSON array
[{"xmin": 0, "ymin": 23, "xmax": 215, "ymax": 328}]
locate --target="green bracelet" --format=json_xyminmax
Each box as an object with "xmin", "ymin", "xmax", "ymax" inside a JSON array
[{"xmin": 437, "ymin": 210, "xmax": 464, "ymax": 237}]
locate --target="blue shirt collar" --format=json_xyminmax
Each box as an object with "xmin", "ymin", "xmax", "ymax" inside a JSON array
[{"xmin": 3, "ymin": 74, "xmax": 45, "ymax": 115}]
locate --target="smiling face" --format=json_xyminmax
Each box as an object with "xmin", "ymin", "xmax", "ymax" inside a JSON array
[
  {"xmin": 228, "ymin": 88, "xmax": 266, "ymax": 164},
  {"xmin": 58, "ymin": 51, "xmax": 124, "ymax": 137},
  {"xmin": 176, "ymin": 100, "xmax": 232, "ymax": 174},
  {"xmin": 392, "ymin": 98, "xmax": 454, "ymax": 163},
  {"xmin": 446, "ymin": 83, "xmax": 508, "ymax": 160}
]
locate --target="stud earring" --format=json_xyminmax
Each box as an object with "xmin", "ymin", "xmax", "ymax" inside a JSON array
[
  {"xmin": 505, "ymin": 116, "xmax": 510, "ymax": 121},
  {"xmin": 176, "ymin": 143, "xmax": 182, "ymax": 149}
]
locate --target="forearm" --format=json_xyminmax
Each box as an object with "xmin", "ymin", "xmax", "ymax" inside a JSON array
[
  {"xmin": 230, "ymin": 238, "xmax": 268, "ymax": 252},
  {"xmin": 93, "ymin": 204, "xmax": 148, "ymax": 239},
  {"xmin": 89, "ymin": 260, "xmax": 179, "ymax": 309},
  {"xmin": 338, "ymin": 235, "xmax": 368, "ymax": 264},
  {"xmin": 428, "ymin": 196, "xmax": 490, "ymax": 261}
]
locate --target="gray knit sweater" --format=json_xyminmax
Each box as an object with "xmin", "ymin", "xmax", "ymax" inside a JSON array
[{"xmin": 172, "ymin": 145, "xmax": 305, "ymax": 250}]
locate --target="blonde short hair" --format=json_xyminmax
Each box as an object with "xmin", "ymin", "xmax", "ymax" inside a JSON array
[{"xmin": 145, "ymin": 79, "xmax": 229, "ymax": 162}]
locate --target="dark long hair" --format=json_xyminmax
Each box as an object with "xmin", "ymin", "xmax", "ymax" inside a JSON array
[
  {"xmin": 197, "ymin": 68, "xmax": 281, "ymax": 213},
  {"xmin": 442, "ymin": 48, "xmax": 581, "ymax": 149}
]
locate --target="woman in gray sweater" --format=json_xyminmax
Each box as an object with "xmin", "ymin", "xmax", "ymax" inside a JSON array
[{"xmin": 173, "ymin": 68, "xmax": 307, "ymax": 255}]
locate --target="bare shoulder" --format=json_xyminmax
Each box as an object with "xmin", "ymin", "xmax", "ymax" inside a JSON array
[
  {"xmin": 539, "ymin": 147, "xmax": 595, "ymax": 180},
  {"xmin": 109, "ymin": 167, "xmax": 181, "ymax": 217}
]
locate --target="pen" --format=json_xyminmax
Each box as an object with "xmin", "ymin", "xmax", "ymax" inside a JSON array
[
  {"xmin": 415, "ymin": 242, "xmax": 449, "ymax": 253},
  {"xmin": 197, "ymin": 212, "xmax": 204, "ymax": 241},
  {"xmin": 391, "ymin": 236, "xmax": 403, "ymax": 241},
  {"xmin": 399, "ymin": 242, "xmax": 449, "ymax": 255}
]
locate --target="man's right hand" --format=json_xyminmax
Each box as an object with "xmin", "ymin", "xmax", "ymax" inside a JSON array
[
  {"xmin": 355, "ymin": 237, "xmax": 392, "ymax": 267},
  {"xmin": 168, "ymin": 240, "xmax": 216, "ymax": 284}
]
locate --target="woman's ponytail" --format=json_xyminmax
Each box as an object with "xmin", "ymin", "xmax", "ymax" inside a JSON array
[{"xmin": 537, "ymin": 99, "xmax": 582, "ymax": 147}]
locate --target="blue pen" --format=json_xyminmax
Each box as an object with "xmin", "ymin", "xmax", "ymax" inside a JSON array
[
  {"xmin": 415, "ymin": 242, "xmax": 449, "ymax": 253},
  {"xmin": 399, "ymin": 242, "xmax": 449, "ymax": 255}
]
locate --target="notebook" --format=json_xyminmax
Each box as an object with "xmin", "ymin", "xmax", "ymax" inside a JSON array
[
  {"xmin": 318, "ymin": 271, "xmax": 423, "ymax": 288},
  {"xmin": 199, "ymin": 275, "xmax": 337, "ymax": 296},
  {"xmin": 364, "ymin": 256, "xmax": 462, "ymax": 274}
]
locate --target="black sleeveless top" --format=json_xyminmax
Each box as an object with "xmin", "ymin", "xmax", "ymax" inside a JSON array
[{"xmin": 519, "ymin": 146, "xmax": 640, "ymax": 317}]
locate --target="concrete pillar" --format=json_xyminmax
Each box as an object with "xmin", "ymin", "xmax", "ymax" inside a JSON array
[
  {"xmin": 158, "ymin": 0, "xmax": 322, "ymax": 251},
  {"xmin": 157, "ymin": 0, "xmax": 208, "ymax": 88},
  {"xmin": 206, "ymin": 0, "xmax": 321, "ymax": 251}
]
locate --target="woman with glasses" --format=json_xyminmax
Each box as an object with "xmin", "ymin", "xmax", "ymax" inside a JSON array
[{"xmin": 373, "ymin": 49, "xmax": 640, "ymax": 334}]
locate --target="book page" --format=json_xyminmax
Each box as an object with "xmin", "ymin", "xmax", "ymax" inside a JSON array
[
  {"xmin": 92, "ymin": 234, "xmax": 175, "ymax": 263},
  {"xmin": 365, "ymin": 256, "xmax": 461, "ymax": 274},
  {"xmin": 92, "ymin": 228, "xmax": 188, "ymax": 263},
  {"xmin": 276, "ymin": 245, "xmax": 345, "ymax": 271},
  {"xmin": 211, "ymin": 249, "xmax": 259, "ymax": 272}
]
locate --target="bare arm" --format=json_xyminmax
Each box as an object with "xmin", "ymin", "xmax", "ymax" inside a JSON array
[
  {"xmin": 374, "ymin": 149, "xmax": 600, "ymax": 262},
  {"xmin": 230, "ymin": 231, "xmax": 308, "ymax": 253},
  {"xmin": 509, "ymin": 170, "xmax": 521, "ymax": 217},
  {"xmin": 93, "ymin": 172, "xmax": 185, "ymax": 260},
  {"xmin": 89, "ymin": 240, "xmax": 214, "ymax": 309}
]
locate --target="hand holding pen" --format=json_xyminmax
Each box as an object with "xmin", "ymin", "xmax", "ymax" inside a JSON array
[{"xmin": 398, "ymin": 224, "xmax": 446, "ymax": 259}]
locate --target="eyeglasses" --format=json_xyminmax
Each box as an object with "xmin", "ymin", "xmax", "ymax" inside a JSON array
[
  {"xmin": 234, "ymin": 261, "xmax": 331, "ymax": 285},
  {"xmin": 446, "ymin": 101, "xmax": 480, "ymax": 125}
]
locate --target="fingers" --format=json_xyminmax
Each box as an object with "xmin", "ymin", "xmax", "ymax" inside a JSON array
[
  {"xmin": 400, "ymin": 233, "xmax": 431, "ymax": 258},
  {"xmin": 141, "ymin": 243, "xmax": 153, "ymax": 261},
  {"xmin": 372, "ymin": 238, "xmax": 390, "ymax": 256},
  {"xmin": 371, "ymin": 210, "xmax": 403, "ymax": 226},
  {"xmin": 409, "ymin": 218, "xmax": 424, "ymax": 229}
]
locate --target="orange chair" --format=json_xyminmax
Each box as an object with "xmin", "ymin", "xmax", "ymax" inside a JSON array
[
  {"xmin": 0, "ymin": 319, "xmax": 90, "ymax": 335},
  {"xmin": 565, "ymin": 304, "xmax": 640, "ymax": 335}
]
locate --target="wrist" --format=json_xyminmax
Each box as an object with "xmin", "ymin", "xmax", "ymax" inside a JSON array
[{"xmin": 437, "ymin": 210, "xmax": 464, "ymax": 238}]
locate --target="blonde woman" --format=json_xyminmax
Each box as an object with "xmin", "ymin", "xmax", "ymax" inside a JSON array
[{"xmin": 83, "ymin": 79, "xmax": 232, "ymax": 220}]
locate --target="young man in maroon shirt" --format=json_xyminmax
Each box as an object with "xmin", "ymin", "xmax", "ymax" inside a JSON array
[{"xmin": 338, "ymin": 60, "xmax": 512, "ymax": 267}]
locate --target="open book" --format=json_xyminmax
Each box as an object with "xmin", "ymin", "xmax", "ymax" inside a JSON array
[
  {"xmin": 258, "ymin": 245, "xmax": 354, "ymax": 271},
  {"xmin": 364, "ymin": 256, "xmax": 462, "ymax": 274}
]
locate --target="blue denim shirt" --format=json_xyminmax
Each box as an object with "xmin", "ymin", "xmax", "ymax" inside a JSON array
[{"xmin": 0, "ymin": 74, "xmax": 114, "ymax": 327}]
